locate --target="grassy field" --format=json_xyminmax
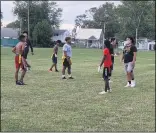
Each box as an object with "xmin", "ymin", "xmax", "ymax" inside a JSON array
[{"xmin": 1, "ymin": 47, "xmax": 155, "ymax": 132}]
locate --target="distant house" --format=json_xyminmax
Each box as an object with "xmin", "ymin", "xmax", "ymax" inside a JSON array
[
  {"xmin": 136, "ymin": 38, "xmax": 156, "ymax": 51},
  {"xmin": 118, "ymin": 38, "xmax": 156, "ymax": 51},
  {"xmin": 51, "ymin": 30, "xmax": 71, "ymax": 43},
  {"xmin": 75, "ymin": 28, "xmax": 104, "ymax": 48},
  {"xmin": 1, "ymin": 28, "xmax": 19, "ymax": 47}
]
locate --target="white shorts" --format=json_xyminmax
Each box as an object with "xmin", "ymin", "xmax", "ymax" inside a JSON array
[{"xmin": 124, "ymin": 62, "xmax": 134, "ymax": 73}]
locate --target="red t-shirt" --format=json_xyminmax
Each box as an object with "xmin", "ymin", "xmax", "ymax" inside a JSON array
[{"xmin": 103, "ymin": 48, "xmax": 112, "ymax": 67}]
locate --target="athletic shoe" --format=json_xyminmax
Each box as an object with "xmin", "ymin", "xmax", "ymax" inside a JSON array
[
  {"xmin": 62, "ymin": 77, "xmax": 66, "ymax": 79},
  {"xmin": 19, "ymin": 81, "xmax": 26, "ymax": 85},
  {"xmin": 131, "ymin": 80, "xmax": 136, "ymax": 87},
  {"xmin": 109, "ymin": 80, "xmax": 113, "ymax": 83},
  {"xmin": 108, "ymin": 89, "xmax": 112, "ymax": 93},
  {"xmin": 99, "ymin": 91, "xmax": 107, "ymax": 94},
  {"xmin": 68, "ymin": 77, "xmax": 74, "ymax": 79},
  {"xmin": 124, "ymin": 83, "xmax": 131, "ymax": 87},
  {"xmin": 55, "ymin": 70, "xmax": 59, "ymax": 72},
  {"xmin": 16, "ymin": 81, "xmax": 24, "ymax": 85}
]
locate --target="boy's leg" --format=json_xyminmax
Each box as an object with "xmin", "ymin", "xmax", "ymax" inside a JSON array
[
  {"xmin": 49, "ymin": 64, "xmax": 55, "ymax": 71},
  {"xmin": 103, "ymin": 67, "xmax": 110, "ymax": 92},
  {"xmin": 62, "ymin": 66, "xmax": 66, "ymax": 79},
  {"xmin": 20, "ymin": 68, "xmax": 26, "ymax": 84},
  {"xmin": 67, "ymin": 65, "xmax": 74, "ymax": 79},
  {"xmin": 15, "ymin": 68, "xmax": 19, "ymax": 83}
]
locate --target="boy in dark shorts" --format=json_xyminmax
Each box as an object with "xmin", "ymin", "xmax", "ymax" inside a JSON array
[
  {"xmin": 98, "ymin": 40, "xmax": 112, "ymax": 94},
  {"xmin": 62, "ymin": 37, "xmax": 74, "ymax": 79},
  {"xmin": 49, "ymin": 40, "xmax": 60, "ymax": 72}
]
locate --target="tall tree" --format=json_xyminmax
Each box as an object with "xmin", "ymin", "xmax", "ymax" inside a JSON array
[
  {"xmin": 32, "ymin": 20, "xmax": 53, "ymax": 47},
  {"xmin": 13, "ymin": 1, "xmax": 62, "ymax": 46},
  {"xmin": 115, "ymin": 1, "xmax": 155, "ymax": 39},
  {"xmin": 75, "ymin": 2, "xmax": 120, "ymax": 38},
  {"xmin": 6, "ymin": 20, "xmax": 20, "ymax": 28}
]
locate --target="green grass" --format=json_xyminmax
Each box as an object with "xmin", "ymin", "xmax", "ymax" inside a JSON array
[{"xmin": 1, "ymin": 47, "xmax": 155, "ymax": 132}]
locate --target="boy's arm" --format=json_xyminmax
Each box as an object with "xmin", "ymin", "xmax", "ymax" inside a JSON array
[
  {"xmin": 100, "ymin": 55, "xmax": 106, "ymax": 67},
  {"xmin": 12, "ymin": 47, "xmax": 16, "ymax": 54},
  {"xmin": 132, "ymin": 46, "xmax": 137, "ymax": 64}
]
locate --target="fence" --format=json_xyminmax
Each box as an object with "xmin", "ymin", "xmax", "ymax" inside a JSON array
[{"xmin": 1, "ymin": 38, "xmax": 19, "ymax": 47}]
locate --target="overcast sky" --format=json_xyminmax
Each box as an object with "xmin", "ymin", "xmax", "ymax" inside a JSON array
[{"xmin": 1, "ymin": 1, "xmax": 121, "ymax": 30}]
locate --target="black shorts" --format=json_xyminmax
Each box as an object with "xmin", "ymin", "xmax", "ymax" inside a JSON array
[
  {"xmin": 52, "ymin": 54, "xmax": 57, "ymax": 64},
  {"xmin": 110, "ymin": 64, "xmax": 113, "ymax": 70},
  {"xmin": 103, "ymin": 67, "xmax": 111, "ymax": 79},
  {"xmin": 63, "ymin": 58, "xmax": 70, "ymax": 67},
  {"xmin": 23, "ymin": 47, "xmax": 29, "ymax": 59}
]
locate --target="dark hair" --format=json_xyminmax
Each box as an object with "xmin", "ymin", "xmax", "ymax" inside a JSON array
[
  {"xmin": 56, "ymin": 40, "xmax": 61, "ymax": 43},
  {"xmin": 104, "ymin": 40, "xmax": 111, "ymax": 49},
  {"xmin": 23, "ymin": 31, "xmax": 28, "ymax": 35},
  {"xmin": 65, "ymin": 37, "xmax": 71, "ymax": 42},
  {"xmin": 127, "ymin": 36, "xmax": 135, "ymax": 45},
  {"xmin": 110, "ymin": 37, "xmax": 116, "ymax": 42},
  {"xmin": 18, "ymin": 35, "xmax": 26, "ymax": 41}
]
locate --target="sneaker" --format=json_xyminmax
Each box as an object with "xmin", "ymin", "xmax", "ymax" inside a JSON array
[
  {"xmin": 16, "ymin": 81, "xmax": 24, "ymax": 85},
  {"xmin": 124, "ymin": 83, "xmax": 131, "ymax": 87},
  {"xmin": 99, "ymin": 91, "xmax": 107, "ymax": 94},
  {"xmin": 109, "ymin": 80, "xmax": 113, "ymax": 83},
  {"xmin": 62, "ymin": 77, "xmax": 66, "ymax": 79},
  {"xmin": 131, "ymin": 80, "xmax": 136, "ymax": 87},
  {"xmin": 19, "ymin": 81, "xmax": 26, "ymax": 85},
  {"xmin": 108, "ymin": 89, "xmax": 112, "ymax": 93},
  {"xmin": 55, "ymin": 70, "xmax": 59, "ymax": 72},
  {"xmin": 68, "ymin": 77, "xmax": 74, "ymax": 79}
]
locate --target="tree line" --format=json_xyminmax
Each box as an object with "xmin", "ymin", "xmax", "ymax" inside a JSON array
[
  {"xmin": 74, "ymin": 1, "xmax": 155, "ymax": 40},
  {"xmin": 6, "ymin": 1, "xmax": 62, "ymax": 47},
  {"xmin": 4, "ymin": 1, "xmax": 155, "ymax": 47}
]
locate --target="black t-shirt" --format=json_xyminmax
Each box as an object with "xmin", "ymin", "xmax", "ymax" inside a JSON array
[{"xmin": 123, "ymin": 45, "xmax": 137, "ymax": 63}]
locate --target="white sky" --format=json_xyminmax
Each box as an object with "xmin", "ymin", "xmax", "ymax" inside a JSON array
[{"xmin": 1, "ymin": 1, "xmax": 121, "ymax": 30}]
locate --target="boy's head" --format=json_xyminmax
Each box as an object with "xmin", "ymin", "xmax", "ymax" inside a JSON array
[
  {"xmin": 19, "ymin": 35, "xmax": 26, "ymax": 42},
  {"xmin": 126, "ymin": 36, "xmax": 135, "ymax": 45},
  {"xmin": 104, "ymin": 40, "xmax": 111, "ymax": 49},
  {"xmin": 23, "ymin": 31, "xmax": 28, "ymax": 38},
  {"xmin": 110, "ymin": 37, "xmax": 116, "ymax": 45},
  {"xmin": 65, "ymin": 37, "xmax": 71, "ymax": 44},
  {"xmin": 56, "ymin": 40, "xmax": 61, "ymax": 46}
]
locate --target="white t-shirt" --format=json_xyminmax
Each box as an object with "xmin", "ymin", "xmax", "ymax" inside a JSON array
[{"xmin": 63, "ymin": 43, "xmax": 72, "ymax": 57}]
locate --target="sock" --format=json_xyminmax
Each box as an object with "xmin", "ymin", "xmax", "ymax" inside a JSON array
[{"xmin": 128, "ymin": 81, "xmax": 131, "ymax": 84}]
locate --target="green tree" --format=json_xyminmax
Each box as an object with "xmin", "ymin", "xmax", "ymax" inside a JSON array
[
  {"xmin": 6, "ymin": 20, "xmax": 20, "ymax": 28},
  {"xmin": 32, "ymin": 20, "xmax": 53, "ymax": 47},
  {"xmin": 13, "ymin": 1, "xmax": 62, "ymax": 45},
  {"xmin": 115, "ymin": 1, "xmax": 155, "ymax": 40},
  {"xmin": 75, "ymin": 2, "xmax": 120, "ymax": 38}
]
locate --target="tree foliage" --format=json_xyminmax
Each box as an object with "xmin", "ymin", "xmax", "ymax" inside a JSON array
[
  {"xmin": 32, "ymin": 20, "xmax": 53, "ymax": 47},
  {"xmin": 75, "ymin": 1, "xmax": 155, "ymax": 40},
  {"xmin": 6, "ymin": 20, "xmax": 20, "ymax": 28},
  {"xmin": 12, "ymin": 1, "xmax": 62, "ymax": 46}
]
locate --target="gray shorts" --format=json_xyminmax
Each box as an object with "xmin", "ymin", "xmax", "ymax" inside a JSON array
[{"xmin": 124, "ymin": 62, "xmax": 134, "ymax": 73}]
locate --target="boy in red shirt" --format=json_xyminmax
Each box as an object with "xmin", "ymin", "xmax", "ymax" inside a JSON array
[{"xmin": 98, "ymin": 40, "xmax": 112, "ymax": 94}]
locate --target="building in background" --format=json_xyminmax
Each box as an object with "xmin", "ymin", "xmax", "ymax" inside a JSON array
[
  {"xmin": 1, "ymin": 28, "xmax": 19, "ymax": 47},
  {"xmin": 118, "ymin": 38, "xmax": 156, "ymax": 51},
  {"xmin": 75, "ymin": 28, "xmax": 104, "ymax": 48},
  {"xmin": 51, "ymin": 30, "xmax": 71, "ymax": 43}
]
